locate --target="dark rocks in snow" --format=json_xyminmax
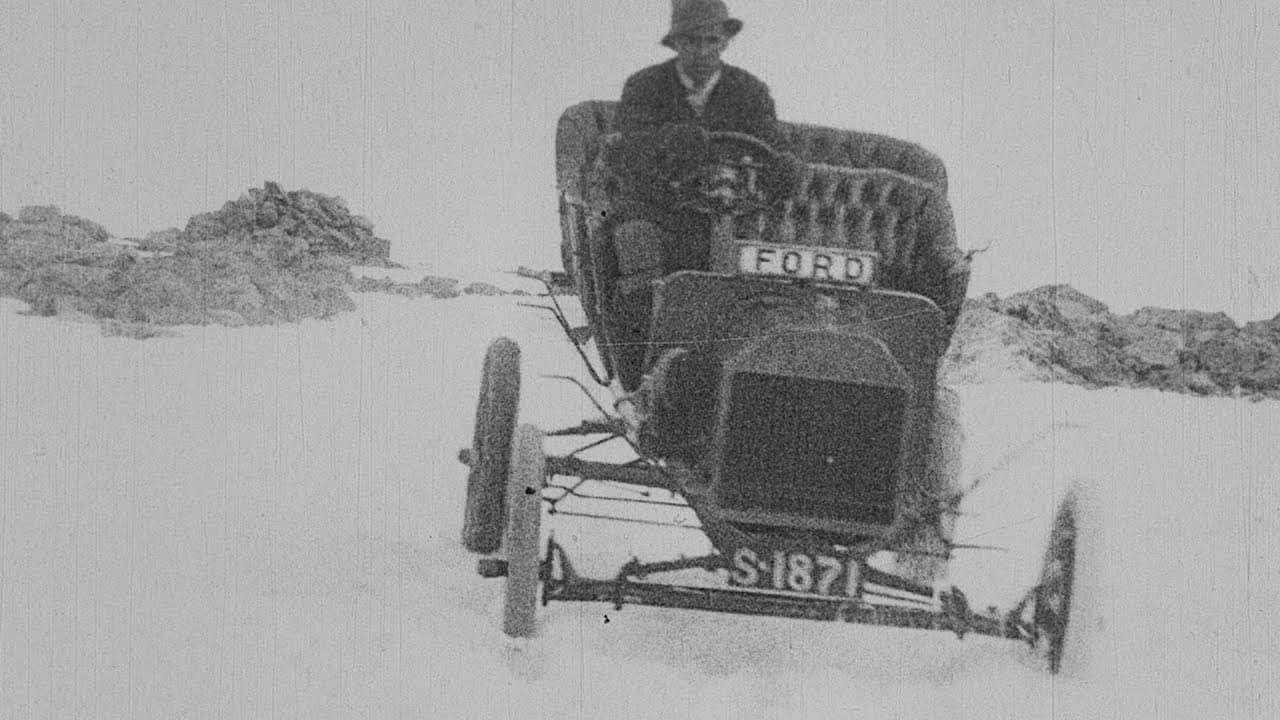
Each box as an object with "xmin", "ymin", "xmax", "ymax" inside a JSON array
[
  {"xmin": 463, "ymin": 281, "xmax": 507, "ymax": 296},
  {"xmin": 2, "ymin": 205, "xmax": 113, "ymax": 260},
  {"xmin": 944, "ymin": 285, "xmax": 1280, "ymax": 400},
  {"xmin": 351, "ymin": 275, "xmax": 461, "ymax": 299},
  {"xmin": 0, "ymin": 183, "xmax": 395, "ymax": 331},
  {"xmin": 0, "ymin": 206, "xmax": 129, "ymax": 318},
  {"xmin": 181, "ymin": 181, "xmax": 390, "ymax": 266}
]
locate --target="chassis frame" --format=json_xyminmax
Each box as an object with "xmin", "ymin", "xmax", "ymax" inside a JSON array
[
  {"xmin": 460, "ymin": 114, "xmax": 1077, "ymax": 670},
  {"xmin": 460, "ymin": 276, "xmax": 1066, "ymax": 657}
]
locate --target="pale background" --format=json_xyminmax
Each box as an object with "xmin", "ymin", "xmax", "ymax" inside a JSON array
[
  {"xmin": 3, "ymin": 4, "xmax": 1280, "ymax": 717},
  {"xmin": 1, "ymin": 0, "xmax": 1276, "ymax": 319}
]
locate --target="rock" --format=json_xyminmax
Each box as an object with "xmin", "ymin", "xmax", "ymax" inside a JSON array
[
  {"xmin": 997, "ymin": 284, "xmax": 1111, "ymax": 326},
  {"xmin": 255, "ymin": 205, "xmax": 280, "ymax": 229},
  {"xmin": 1244, "ymin": 313, "xmax": 1280, "ymax": 339},
  {"xmin": 1144, "ymin": 368, "xmax": 1222, "ymax": 396},
  {"xmin": 17, "ymin": 205, "xmax": 61, "ymax": 224},
  {"xmin": 319, "ymin": 195, "xmax": 349, "ymax": 221},
  {"xmin": 979, "ymin": 285, "xmax": 1133, "ymax": 386},
  {"xmin": 351, "ymin": 274, "xmax": 460, "ymax": 299},
  {"xmin": 463, "ymin": 281, "xmax": 507, "ymax": 296},
  {"xmin": 1189, "ymin": 331, "xmax": 1280, "ymax": 391},
  {"xmin": 945, "ymin": 285, "xmax": 1280, "ymax": 399},
  {"xmin": 1126, "ymin": 306, "xmax": 1237, "ymax": 334},
  {"xmin": 102, "ymin": 320, "xmax": 178, "ymax": 339},
  {"xmin": 137, "ymin": 228, "xmax": 182, "ymax": 252},
  {"xmin": 2, "ymin": 207, "xmax": 112, "ymax": 262},
  {"xmin": 0, "ymin": 183, "xmax": 398, "ymax": 334},
  {"xmin": 11, "ymin": 262, "xmax": 116, "ymax": 317},
  {"xmin": 1122, "ymin": 331, "xmax": 1183, "ymax": 370},
  {"xmin": 109, "ymin": 261, "xmax": 205, "ymax": 324},
  {"xmin": 942, "ymin": 297, "xmax": 1058, "ymax": 384}
]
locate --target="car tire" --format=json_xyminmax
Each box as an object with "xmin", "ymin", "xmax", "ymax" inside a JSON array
[
  {"xmin": 502, "ymin": 424, "xmax": 545, "ymax": 638},
  {"xmin": 461, "ymin": 338, "xmax": 521, "ymax": 554},
  {"xmin": 1035, "ymin": 492, "xmax": 1078, "ymax": 674}
]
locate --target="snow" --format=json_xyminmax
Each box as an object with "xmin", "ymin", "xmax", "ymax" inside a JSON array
[{"xmin": 2, "ymin": 292, "xmax": 1278, "ymax": 719}]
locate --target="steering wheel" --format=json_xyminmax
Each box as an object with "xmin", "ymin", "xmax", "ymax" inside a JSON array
[
  {"xmin": 703, "ymin": 131, "xmax": 780, "ymax": 164},
  {"xmin": 671, "ymin": 131, "xmax": 781, "ymax": 215}
]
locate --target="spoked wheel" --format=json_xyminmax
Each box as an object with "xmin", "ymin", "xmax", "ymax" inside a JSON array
[
  {"xmin": 502, "ymin": 424, "xmax": 545, "ymax": 638},
  {"xmin": 1033, "ymin": 493, "xmax": 1078, "ymax": 673},
  {"xmin": 461, "ymin": 338, "xmax": 521, "ymax": 554}
]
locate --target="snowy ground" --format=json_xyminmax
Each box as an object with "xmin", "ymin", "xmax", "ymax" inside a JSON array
[{"xmin": 2, "ymin": 290, "xmax": 1278, "ymax": 719}]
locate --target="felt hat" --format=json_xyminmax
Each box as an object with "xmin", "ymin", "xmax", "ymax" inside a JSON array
[{"xmin": 661, "ymin": 0, "xmax": 743, "ymax": 48}]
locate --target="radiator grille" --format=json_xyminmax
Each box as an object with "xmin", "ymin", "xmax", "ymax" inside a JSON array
[{"xmin": 717, "ymin": 372, "xmax": 905, "ymax": 525}]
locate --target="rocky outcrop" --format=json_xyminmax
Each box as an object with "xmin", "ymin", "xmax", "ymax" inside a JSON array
[
  {"xmin": 0, "ymin": 206, "xmax": 130, "ymax": 318},
  {"xmin": 351, "ymin": 275, "xmax": 462, "ymax": 299},
  {"xmin": 179, "ymin": 181, "xmax": 390, "ymax": 265},
  {"xmin": 0, "ymin": 182, "xmax": 396, "ymax": 333},
  {"xmin": 943, "ymin": 285, "xmax": 1280, "ymax": 400}
]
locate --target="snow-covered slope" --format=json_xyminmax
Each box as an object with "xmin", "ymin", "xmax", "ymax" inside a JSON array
[{"xmin": 2, "ymin": 293, "xmax": 1277, "ymax": 719}]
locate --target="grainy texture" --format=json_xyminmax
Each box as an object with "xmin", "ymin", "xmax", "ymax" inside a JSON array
[
  {"xmin": 944, "ymin": 285, "xmax": 1280, "ymax": 399},
  {"xmin": 0, "ymin": 183, "xmax": 394, "ymax": 332}
]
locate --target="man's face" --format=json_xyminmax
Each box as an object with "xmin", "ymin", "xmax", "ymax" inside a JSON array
[{"xmin": 672, "ymin": 28, "xmax": 729, "ymax": 85}]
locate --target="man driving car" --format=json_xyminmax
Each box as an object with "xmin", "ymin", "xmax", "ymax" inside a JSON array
[
  {"xmin": 608, "ymin": 0, "xmax": 793, "ymax": 213},
  {"xmin": 595, "ymin": 3, "xmax": 968, "ymax": 586},
  {"xmin": 616, "ymin": 0, "xmax": 783, "ymax": 145},
  {"xmin": 603, "ymin": 0, "xmax": 798, "ymax": 381}
]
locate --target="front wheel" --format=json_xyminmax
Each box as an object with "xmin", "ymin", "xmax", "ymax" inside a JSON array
[
  {"xmin": 1034, "ymin": 492, "xmax": 1078, "ymax": 673},
  {"xmin": 502, "ymin": 424, "xmax": 545, "ymax": 638},
  {"xmin": 461, "ymin": 338, "xmax": 521, "ymax": 554}
]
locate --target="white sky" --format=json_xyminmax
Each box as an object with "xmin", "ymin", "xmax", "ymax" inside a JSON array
[{"xmin": 2, "ymin": 1, "xmax": 1277, "ymax": 319}]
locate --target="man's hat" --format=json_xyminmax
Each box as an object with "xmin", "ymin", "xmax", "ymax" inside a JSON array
[{"xmin": 661, "ymin": 0, "xmax": 743, "ymax": 48}]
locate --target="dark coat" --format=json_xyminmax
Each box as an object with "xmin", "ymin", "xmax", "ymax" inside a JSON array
[
  {"xmin": 606, "ymin": 59, "xmax": 798, "ymax": 209},
  {"xmin": 616, "ymin": 59, "xmax": 785, "ymax": 148}
]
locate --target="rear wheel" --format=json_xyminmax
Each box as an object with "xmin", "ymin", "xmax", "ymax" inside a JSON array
[
  {"xmin": 1035, "ymin": 493, "xmax": 1078, "ymax": 673},
  {"xmin": 502, "ymin": 424, "xmax": 545, "ymax": 638},
  {"xmin": 461, "ymin": 338, "xmax": 521, "ymax": 554}
]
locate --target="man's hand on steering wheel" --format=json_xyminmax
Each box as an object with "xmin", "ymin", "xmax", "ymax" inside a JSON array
[{"xmin": 669, "ymin": 131, "xmax": 783, "ymax": 215}]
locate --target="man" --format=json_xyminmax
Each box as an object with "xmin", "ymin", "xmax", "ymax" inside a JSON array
[
  {"xmin": 609, "ymin": 0, "xmax": 790, "ymax": 209},
  {"xmin": 615, "ymin": 0, "xmax": 784, "ymax": 147},
  {"xmin": 601, "ymin": 4, "xmax": 965, "ymax": 587},
  {"xmin": 603, "ymin": 1, "xmax": 793, "ymax": 384}
]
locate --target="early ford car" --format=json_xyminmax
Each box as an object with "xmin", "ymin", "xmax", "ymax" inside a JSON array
[{"xmin": 458, "ymin": 101, "xmax": 1077, "ymax": 673}]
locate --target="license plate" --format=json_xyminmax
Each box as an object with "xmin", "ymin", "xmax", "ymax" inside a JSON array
[
  {"xmin": 727, "ymin": 546, "xmax": 863, "ymax": 597},
  {"xmin": 737, "ymin": 243, "xmax": 877, "ymax": 285}
]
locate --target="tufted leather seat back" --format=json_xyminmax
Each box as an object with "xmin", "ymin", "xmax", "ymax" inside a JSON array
[
  {"xmin": 771, "ymin": 163, "xmax": 952, "ymax": 271},
  {"xmin": 555, "ymin": 100, "xmax": 948, "ymax": 205},
  {"xmin": 777, "ymin": 122, "xmax": 947, "ymax": 193}
]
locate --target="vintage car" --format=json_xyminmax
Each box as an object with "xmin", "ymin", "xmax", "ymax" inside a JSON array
[{"xmin": 458, "ymin": 101, "xmax": 1077, "ymax": 673}]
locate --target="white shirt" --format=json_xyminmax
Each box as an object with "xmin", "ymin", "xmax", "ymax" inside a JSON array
[{"xmin": 675, "ymin": 62, "xmax": 722, "ymax": 117}]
